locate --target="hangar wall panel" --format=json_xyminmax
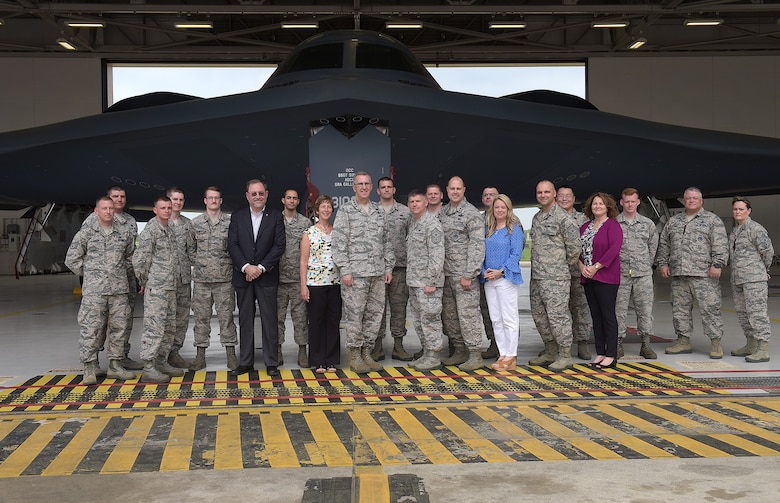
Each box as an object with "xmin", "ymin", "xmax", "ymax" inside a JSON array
[
  {"xmin": 588, "ymin": 56, "xmax": 779, "ymax": 139},
  {"xmin": 0, "ymin": 58, "xmax": 102, "ymax": 133}
]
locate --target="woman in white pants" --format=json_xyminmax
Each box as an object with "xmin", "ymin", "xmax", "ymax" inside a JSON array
[{"xmin": 481, "ymin": 194, "xmax": 525, "ymax": 371}]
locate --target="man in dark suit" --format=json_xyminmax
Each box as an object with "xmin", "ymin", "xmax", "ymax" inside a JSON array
[{"xmin": 228, "ymin": 179, "xmax": 286, "ymax": 377}]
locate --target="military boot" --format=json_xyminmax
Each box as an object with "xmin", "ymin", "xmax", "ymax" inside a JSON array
[
  {"xmin": 141, "ymin": 359, "xmax": 170, "ymax": 384},
  {"xmin": 665, "ymin": 336, "xmax": 692, "ymax": 354},
  {"xmin": 362, "ymin": 345, "xmax": 383, "ymax": 371},
  {"xmin": 709, "ymin": 338, "xmax": 723, "ymax": 359},
  {"xmin": 481, "ymin": 338, "xmax": 499, "ymax": 359},
  {"xmin": 392, "ymin": 338, "xmax": 413, "ymax": 362},
  {"xmin": 189, "ymin": 347, "xmax": 207, "ymax": 371},
  {"xmin": 548, "ymin": 345, "xmax": 574, "ymax": 371},
  {"xmin": 348, "ymin": 347, "xmax": 371, "ymax": 374},
  {"xmin": 616, "ymin": 338, "xmax": 625, "ymax": 359},
  {"xmin": 746, "ymin": 340, "xmax": 770, "ymax": 363},
  {"xmin": 441, "ymin": 340, "xmax": 469, "ymax": 366},
  {"xmin": 108, "ymin": 359, "xmax": 137, "ymax": 380},
  {"xmin": 121, "ymin": 355, "xmax": 144, "ymax": 370},
  {"xmin": 371, "ymin": 338, "xmax": 386, "ymax": 361},
  {"xmin": 731, "ymin": 336, "xmax": 757, "ymax": 357},
  {"xmin": 94, "ymin": 354, "xmax": 107, "ymax": 377},
  {"xmin": 156, "ymin": 355, "xmax": 185, "ymax": 377},
  {"xmin": 577, "ymin": 341, "xmax": 592, "ymax": 360},
  {"xmin": 639, "ymin": 336, "xmax": 658, "ymax": 359},
  {"xmin": 298, "ymin": 345, "xmax": 310, "ymax": 368},
  {"xmin": 167, "ymin": 349, "xmax": 189, "ymax": 368},
  {"xmin": 529, "ymin": 340, "xmax": 559, "ymax": 367},
  {"xmin": 411, "ymin": 349, "xmax": 441, "ymax": 371},
  {"xmin": 225, "ymin": 346, "xmax": 239, "ymax": 370},
  {"xmin": 82, "ymin": 360, "xmax": 98, "ymax": 385},
  {"xmin": 458, "ymin": 349, "xmax": 485, "ymax": 372},
  {"xmin": 412, "ymin": 348, "xmax": 424, "ymax": 360}
]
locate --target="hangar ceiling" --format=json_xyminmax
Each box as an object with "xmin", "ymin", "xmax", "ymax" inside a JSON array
[{"xmin": 1, "ymin": 1, "xmax": 780, "ymax": 63}]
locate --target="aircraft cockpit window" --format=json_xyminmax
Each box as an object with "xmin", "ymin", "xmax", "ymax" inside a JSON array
[
  {"xmin": 355, "ymin": 44, "xmax": 428, "ymax": 76},
  {"xmin": 276, "ymin": 43, "xmax": 343, "ymax": 74}
]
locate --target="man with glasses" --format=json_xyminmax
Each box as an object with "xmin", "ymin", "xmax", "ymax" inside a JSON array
[{"xmin": 228, "ymin": 179, "xmax": 286, "ymax": 376}]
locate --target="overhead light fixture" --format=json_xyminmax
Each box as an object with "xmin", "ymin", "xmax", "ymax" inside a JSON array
[
  {"xmin": 628, "ymin": 37, "xmax": 647, "ymax": 50},
  {"xmin": 385, "ymin": 22, "xmax": 423, "ymax": 29},
  {"xmin": 684, "ymin": 19, "xmax": 724, "ymax": 26},
  {"xmin": 174, "ymin": 21, "xmax": 213, "ymax": 29},
  {"xmin": 591, "ymin": 21, "xmax": 629, "ymax": 29},
  {"xmin": 56, "ymin": 38, "xmax": 77, "ymax": 50},
  {"xmin": 65, "ymin": 21, "xmax": 105, "ymax": 28},
  {"xmin": 281, "ymin": 22, "xmax": 319, "ymax": 29},
  {"xmin": 489, "ymin": 21, "xmax": 527, "ymax": 29},
  {"xmin": 0, "ymin": 19, "xmax": 5, "ymax": 26}
]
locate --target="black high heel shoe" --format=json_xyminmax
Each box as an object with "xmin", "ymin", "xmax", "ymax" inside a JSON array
[
  {"xmin": 596, "ymin": 357, "xmax": 618, "ymax": 370},
  {"xmin": 588, "ymin": 356, "xmax": 605, "ymax": 368}
]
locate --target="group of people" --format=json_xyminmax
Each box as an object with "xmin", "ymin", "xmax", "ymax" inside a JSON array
[{"xmin": 65, "ymin": 175, "xmax": 774, "ymax": 384}]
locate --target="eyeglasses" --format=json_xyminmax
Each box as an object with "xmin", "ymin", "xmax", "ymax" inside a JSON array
[{"xmin": 249, "ymin": 191, "xmax": 266, "ymax": 197}]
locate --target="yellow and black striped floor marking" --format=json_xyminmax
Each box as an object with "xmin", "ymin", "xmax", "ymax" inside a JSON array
[
  {"xmin": 1, "ymin": 397, "xmax": 780, "ymax": 477},
  {"xmin": 2, "ymin": 362, "xmax": 775, "ymax": 412}
]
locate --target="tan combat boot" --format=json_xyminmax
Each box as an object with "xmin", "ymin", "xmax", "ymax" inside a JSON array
[
  {"xmin": 371, "ymin": 338, "xmax": 385, "ymax": 361},
  {"xmin": 298, "ymin": 345, "xmax": 309, "ymax": 368},
  {"xmin": 167, "ymin": 349, "xmax": 189, "ymax": 368},
  {"xmin": 639, "ymin": 336, "xmax": 658, "ymax": 359},
  {"xmin": 107, "ymin": 359, "xmax": 137, "ymax": 380},
  {"xmin": 709, "ymin": 338, "xmax": 723, "ymax": 359},
  {"xmin": 577, "ymin": 341, "xmax": 592, "ymax": 360},
  {"xmin": 156, "ymin": 355, "xmax": 185, "ymax": 377},
  {"xmin": 348, "ymin": 347, "xmax": 371, "ymax": 374},
  {"xmin": 481, "ymin": 338, "xmax": 499, "ymax": 359},
  {"xmin": 731, "ymin": 336, "xmax": 757, "ymax": 357},
  {"xmin": 458, "ymin": 349, "xmax": 485, "ymax": 372},
  {"xmin": 746, "ymin": 340, "xmax": 770, "ymax": 363},
  {"xmin": 225, "ymin": 346, "xmax": 239, "ymax": 370},
  {"xmin": 189, "ymin": 347, "xmax": 207, "ymax": 371},
  {"xmin": 141, "ymin": 359, "xmax": 170, "ymax": 383},
  {"xmin": 441, "ymin": 341, "xmax": 469, "ymax": 366},
  {"xmin": 392, "ymin": 338, "xmax": 413, "ymax": 362},
  {"xmin": 548, "ymin": 345, "xmax": 574, "ymax": 371},
  {"xmin": 362, "ymin": 345, "xmax": 383, "ymax": 371},
  {"xmin": 665, "ymin": 336, "xmax": 692, "ymax": 354},
  {"xmin": 82, "ymin": 360, "xmax": 98, "ymax": 385},
  {"xmin": 411, "ymin": 349, "xmax": 442, "ymax": 371},
  {"xmin": 529, "ymin": 340, "xmax": 559, "ymax": 367}
]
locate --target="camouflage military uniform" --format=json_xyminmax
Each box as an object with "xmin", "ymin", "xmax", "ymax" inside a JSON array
[
  {"xmin": 440, "ymin": 198, "xmax": 485, "ymax": 350},
  {"xmin": 479, "ymin": 212, "xmax": 495, "ymax": 341},
  {"xmin": 730, "ymin": 217, "xmax": 774, "ymax": 342},
  {"xmin": 82, "ymin": 211, "xmax": 138, "ymax": 355},
  {"xmin": 656, "ymin": 208, "xmax": 728, "ymax": 341},
  {"xmin": 188, "ymin": 211, "xmax": 237, "ymax": 348},
  {"xmin": 332, "ymin": 197, "xmax": 395, "ymax": 348},
  {"xmin": 616, "ymin": 212, "xmax": 659, "ymax": 340},
  {"xmin": 565, "ymin": 209, "xmax": 593, "ymax": 343},
  {"xmin": 277, "ymin": 212, "xmax": 311, "ymax": 346},
  {"xmin": 169, "ymin": 215, "xmax": 192, "ymax": 353},
  {"xmin": 66, "ymin": 217, "xmax": 134, "ymax": 363},
  {"xmin": 133, "ymin": 217, "xmax": 182, "ymax": 361},
  {"xmin": 530, "ymin": 204, "xmax": 581, "ymax": 347},
  {"xmin": 378, "ymin": 201, "xmax": 411, "ymax": 342},
  {"xmin": 406, "ymin": 211, "xmax": 445, "ymax": 351}
]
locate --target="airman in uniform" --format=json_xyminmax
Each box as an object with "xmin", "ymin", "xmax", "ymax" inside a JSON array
[
  {"xmin": 166, "ymin": 187, "xmax": 193, "ymax": 369},
  {"xmin": 656, "ymin": 187, "xmax": 728, "ymax": 358}
]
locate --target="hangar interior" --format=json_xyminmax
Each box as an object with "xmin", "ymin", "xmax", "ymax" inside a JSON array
[{"xmin": 1, "ymin": 1, "xmax": 780, "ymax": 274}]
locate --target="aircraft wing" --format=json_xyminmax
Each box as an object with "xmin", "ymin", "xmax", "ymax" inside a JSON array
[{"xmin": 1, "ymin": 72, "xmax": 779, "ymax": 211}]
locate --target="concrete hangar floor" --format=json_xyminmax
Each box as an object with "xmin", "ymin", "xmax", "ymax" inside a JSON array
[{"xmin": 1, "ymin": 265, "xmax": 779, "ymax": 502}]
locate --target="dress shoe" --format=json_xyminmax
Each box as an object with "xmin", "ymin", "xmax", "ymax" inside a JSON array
[
  {"xmin": 229, "ymin": 365, "xmax": 253, "ymax": 376},
  {"xmin": 588, "ymin": 356, "xmax": 605, "ymax": 367},
  {"xmin": 267, "ymin": 366, "xmax": 280, "ymax": 377},
  {"xmin": 596, "ymin": 357, "xmax": 617, "ymax": 370},
  {"xmin": 501, "ymin": 357, "xmax": 516, "ymax": 371}
]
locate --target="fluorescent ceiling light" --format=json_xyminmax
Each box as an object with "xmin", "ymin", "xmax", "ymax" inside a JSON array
[
  {"xmin": 591, "ymin": 21, "xmax": 629, "ymax": 28},
  {"xmin": 385, "ymin": 22, "xmax": 423, "ymax": 29},
  {"xmin": 489, "ymin": 21, "xmax": 527, "ymax": 29},
  {"xmin": 684, "ymin": 19, "xmax": 723, "ymax": 26},
  {"xmin": 0, "ymin": 19, "xmax": 5, "ymax": 26},
  {"xmin": 65, "ymin": 22, "xmax": 105, "ymax": 28},
  {"xmin": 174, "ymin": 21, "xmax": 213, "ymax": 29},
  {"xmin": 281, "ymin": 22, "xmax": 318, "ymax": 29},
  {"xmin": 56, "ymin": 38, "xmax": 77, "ymax": 50},
  {"xmin": 628, "ymin": 37, "xmax": 647, "ymax": 50}
]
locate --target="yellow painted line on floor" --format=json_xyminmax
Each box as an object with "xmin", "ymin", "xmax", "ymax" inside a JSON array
[
  {"xmin": 159, "ymin": 414, "xmax": 196, "ymax": 472},
  {"xmin": 40, "ymin": 416, "xmax": 111, "ymax": 476},
  {"xmin": 518, "ymin": 406, "xmax": 623, "ymax": 460},
  {"xmin": 429, "ymin": 408, "xmax": 515, "ymax": 463},
  {"xmin": 47, "ymin": 373, "xmax": 79, "ymax": 398},
  {"xmin": 387, "ymin": 408, "xmax": 460, "ymax": 464},
  {"xmin": 634, "ymin": 403, "xmax": 731, "ymax": 457},
  {"xmin": 473, "ymin": 407, "xmax": 568, "ymax": 461},
  {"xmin": 597, "ymin": 403, "xmax": 733, "ymax": 458},
  {"xmin": 675, "ymin": 402, "xmax": 780, "ymax": 446},
  {"xmin": 710, "ymin": 434, "xmax": 780, "ymax": 456},
  {"xmin": 214, "ymin": 412, "xmax": 243, "ymax": 470},
  {"xmin": 554, "ymin": 404, "xmax": 675, "ymax": 459},
  {"xmin": 260, "ymin": 412, "xmax": 300, "ymax": 468},
  {"xmin": 303, "ymin": 410, "xmax": 353, "ymax": 467},
  {"xmin": 0, "ymin": 419, "xmax": 63, "ymax": 478},
  {"xmin": 358, "ymin": 472, "xmax": 390, "ymax": 503},
  {"xmin": 17, "ymin": 374, "xmax": 56, "ymax": 398},
  {"xmin": 349, "ymin": 409, "xmax": 410, "ymax": 466},
  {"xmin": 0, "ymin": 418, "xmax": 22, "ymax": 442},
  {"xmin": 719, "ymin": 401, "xmax": 780, "ymax": 428},
  {"xmin": 100, "ymin": 415, "xmax": 156, "ymax": 474}
]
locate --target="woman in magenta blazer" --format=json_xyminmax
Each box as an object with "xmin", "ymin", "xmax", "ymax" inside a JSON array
[{"xmin": 578, "ymin": 192, "xmax": 623, "ymax": 369}]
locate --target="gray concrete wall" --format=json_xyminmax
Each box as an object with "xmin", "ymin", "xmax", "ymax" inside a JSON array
[{"xmin": 0, "ymin": 58, "xmax": 102, "ymax": 133}]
